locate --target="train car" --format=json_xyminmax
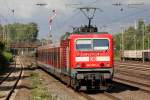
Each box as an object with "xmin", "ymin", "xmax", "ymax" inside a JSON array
[
  {"xmin": 120, "ymin": 50, "xmax": 143, "ymax": 60},
  {"xmin": 143, "ymin": 51, "xmax": 150, "ymax": 61},
  {"xmin": 120, "ymin": 50, "xmax": 150, "ymax": 61},
  {"xmin": 37, "ymin": 26, "xmax": 114, "ymax": 90}
]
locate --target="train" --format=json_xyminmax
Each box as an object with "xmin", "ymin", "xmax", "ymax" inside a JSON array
[
  {"xmin": 36, "ymin": 25, "xmax": 114, "ymax": 91},
  {"xmin": 120, "ymin": 50, "xmax": 150, "ymax": 61}
]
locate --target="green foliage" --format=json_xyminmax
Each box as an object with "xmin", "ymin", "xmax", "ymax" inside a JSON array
[
  {"xmin": 0, "ymin": 42, "xmax": 5, "ymax": 52},
  {"xmin": 0, "ymin": 53, "xmax": 8, "ymax": 69},
  {"xmin": 114, "ymin": 19, "xmax": 150, "ymax": 55},
  {"xmin": 2, "ymin": 51, "xmax": 13, "ymax": 62},
  {"xmin": 0, "ymin": 25, "xmax": 3, "ymax": 36},
  {"xmin": 6, "ymin": 22, "xmax": 38, "ymax": 43},
  {"xmin": 0, "ymin": 42, "xmax": 12, "ymax": 69}
]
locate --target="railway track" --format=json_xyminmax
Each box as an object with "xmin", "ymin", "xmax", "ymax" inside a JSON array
[
  {"xmin": 79, "ymin": 91, "xmax": 121, "ymax": 100},
  {"xmin": 0, "ymin": 64, "xmax": 16, "ymax": 85},
  {"xmin": 0, "ymin": 56, "xmax": 24, "ymax": 100},
  {"xmin": 114, "ymin": 61, "xmax": 150, "ymax": 79},
  {"xmin": 114, "ymin": 76, "xmax": 150, "ymax": 93},
  {"xmin": 103, "ymin": 92, "xmax": 121, "ymax": 100},
  {"xmin": 115, "ymin": 61, "xmax": 150, "ymax": 66},
  {"xmin": 114, "ymin": 61, "xmax": 150, "ymax": 93},
  {"xmin": 116, "ymin": 60, "xmax": 150, "ymax": 65},
  {"xmin": 115, "ymin": 69, "xmax": 150, "ymax": 80},
  {"xmin": 115, "ymin": 61, "xmax": 150, "ymax": 70}
]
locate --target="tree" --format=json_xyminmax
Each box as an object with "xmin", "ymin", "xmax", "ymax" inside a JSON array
[
  {"xmin": 114, "ymin": 18, "xmax": 150, "ymax": 52},
  {"xmin": 137, "ymin": 18, "xmax": 145, "ymax": 35},
  {"xmin": 6, "ymin": 22, "xmax": 39, "ymax": 43},
  {"xmin": 0, "ymin": 24, "xmax": 3, "ymax": 41}
]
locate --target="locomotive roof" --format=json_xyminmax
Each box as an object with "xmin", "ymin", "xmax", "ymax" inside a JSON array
[{"xmin": 60, "ymin": 32, "xmax": 109, "ymax": 40}]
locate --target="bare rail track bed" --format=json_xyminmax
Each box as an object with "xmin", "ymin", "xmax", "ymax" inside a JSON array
[{"xmin": 0, "ymin": 57, "xmax": 23, "ymax": 100}]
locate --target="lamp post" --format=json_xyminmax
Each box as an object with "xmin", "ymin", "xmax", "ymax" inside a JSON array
[
  {"xmin": 121, "ymin": 27, "xmax": 124, "ymax": 61},
  {"xmin": 142, "ymin": 23, "xmax": 145, "ymax": 63},
  {"xmin": 134, "ymin": 35, "xmax": 136, "ymax": 50},
  {"xmin": 148, "ymin": 33, "xmax": 150, "ymax": 50}
]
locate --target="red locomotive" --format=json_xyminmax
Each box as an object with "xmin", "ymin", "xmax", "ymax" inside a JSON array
[
  {"xmin": 37, "ymin": 8, "xmax": 114, "ymax": 90},
  {"xmin": 37, "ymin": 27, "xmax": 113, "ymax": 90}
]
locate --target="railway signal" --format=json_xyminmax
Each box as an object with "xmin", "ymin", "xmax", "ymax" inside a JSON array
[{"xmin": 48, "ymin": 10, "xmax": 57, "ymax": 43}]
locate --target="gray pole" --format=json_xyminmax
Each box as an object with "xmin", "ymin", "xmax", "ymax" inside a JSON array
[
  {"xmin": 121, "ymin": 27, "xmax": 124, "ymax": 61},
  {"xmin": 142, "ymin": 23, "xmax": 145, "ymax": 63},
  {"xmin": 148, "ymin": 33, "xmax": 150, "ymax": 50},
  {"xmin": 148, "ymin": 34, "xmax": 149, "ymax": 50},
  {"xmin": 134, "ymin": 35, "xmax": 136, "ymax": 50}
]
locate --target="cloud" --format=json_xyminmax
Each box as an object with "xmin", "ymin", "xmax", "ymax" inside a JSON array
[
  {"xmin": 1, "ymin": 0, "xmax": 150, "ymax": 39},
  {"xmin": 0, "ymin": 0, "xmax": 36, "ymax": 18}
]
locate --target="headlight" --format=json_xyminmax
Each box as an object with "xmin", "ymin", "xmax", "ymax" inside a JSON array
[
  {"xmin": 100, "ymin": 63, "xmax": 104, "ymax": 67},
  {"xmin": 76, "ymin": 63, "xmax": 80, "ymax": 68}
]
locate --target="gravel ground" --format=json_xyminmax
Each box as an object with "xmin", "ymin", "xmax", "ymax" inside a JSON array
[
  {"xmin": 111, "ymin": 83, "xmax": 150, "ymax": 100},
  {"xmin": 36, "ymin": 69, "xmax": 87, "ymax": 100},
  {"xmin": 87, "ymin": 93, "xmax": 112, "ymax": 100}
]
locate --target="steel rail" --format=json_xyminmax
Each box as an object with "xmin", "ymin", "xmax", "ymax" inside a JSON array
[
  {"xmin": 6, "ymin": 57, "xmax": 23, "ymax": 100},
  {"xmin": 79, "ymin": 92, "xmax": 97, "ymax": 100},
  {"xmin": 114, "ymin": 77, "xmax": 150, "ymax": 93},
  {"xmin": 103, "ymin": 92, "xmax": 121, "ymax": 100},
  {"xmin": 0, "ymin": 61, "xmax": 16, "ymax": 85},
  {"xmin": 115, "ymin": 69, "xmax": 150, "ymax": 80},
  {"xmin": 115, "ymin": 61, "xmax": 150, "ymax": 66},
  {"xmin": 0, "ymin": 68, "xmax": 15, "ymax": 85}
]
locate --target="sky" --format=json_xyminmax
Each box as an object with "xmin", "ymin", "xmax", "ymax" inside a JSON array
[{"xmin": 0, "ymin": 0, "xmax": 150, "ymax": 41}]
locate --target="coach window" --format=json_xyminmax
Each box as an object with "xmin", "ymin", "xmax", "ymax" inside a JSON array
[{"xmin": 93, "ymin": 39, "xmax": 109, "ymax": 50}]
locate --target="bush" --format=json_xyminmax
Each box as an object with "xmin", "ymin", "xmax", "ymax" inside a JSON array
[
  {"xmin": 0, "ymin": 42, "xmax": 5, "ymax": 52},
  {"xmin": 2, "ymin": 51, "xmax": 13, "ymax": 62},
  {"xmin": 0, "ymin": 42, "xmax": 13, "ymax": 70}
]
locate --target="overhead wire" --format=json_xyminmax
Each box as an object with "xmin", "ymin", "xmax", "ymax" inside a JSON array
[
  {"xmin": 84, "ymin": 0, "xmax": 150, "ymax": 31},
  {"xmin": 47, "ymin": 0, "xmax": 150, "ymax": 35},
  {"xmin": 53, "ymin": 9, "xmax": 80, "ymax": 32},
  {"xmin": 104, "ymin": 7, "xmax": 150, "ymax": 27}
]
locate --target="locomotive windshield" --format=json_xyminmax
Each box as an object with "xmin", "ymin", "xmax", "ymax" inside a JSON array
[
  {"xmin": 76, "ymin": 39, "xmax": 92, "ymax": 50},
  {"xmin": 76, "ymin": 39, "xmax": 109, "ymax": 51}
]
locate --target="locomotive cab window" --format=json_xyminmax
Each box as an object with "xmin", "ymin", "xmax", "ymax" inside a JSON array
[
  {"xmin": 76, "ymin": 39, "xmax": 109, "ymax": 51},
  {"xmin": 76, "ymin": 39, "xmax": 92, "ymax": 50},
  {"xmin": 93, "ymin": 39, "xmax": 109, "ymax": 50}
]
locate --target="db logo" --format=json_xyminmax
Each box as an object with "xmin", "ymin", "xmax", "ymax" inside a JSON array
[{"xmin": 90, "ymin": 57, "xmax": 96, "ymax": 61}]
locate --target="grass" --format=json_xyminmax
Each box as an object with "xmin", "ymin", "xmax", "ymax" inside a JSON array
[{"xmin": 30, "ymin": 72, "xmax": 55, "ymax": 100}]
